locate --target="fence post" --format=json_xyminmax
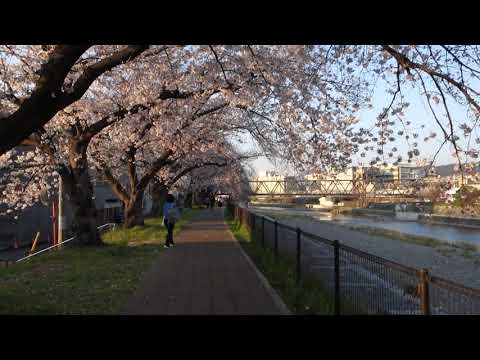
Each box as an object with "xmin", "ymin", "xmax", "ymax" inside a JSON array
[
  {"xmin": 252, "ymin": 214, "xmax": 256, "ymax": 242},
  {"xmin": 419, "ymin": 268, "xmax": 431, "ymax": 315},
  {"xmin": 296, "ymin": 227, "xmax": 301, "ymax": 286},
  {"xmin": 334, "ymin": 240, "xmax": 340, "ymax": 315},
  {"xmin": 262, "ymin": 217, "xmax": 265, "ymax": 248},
  {"xmin": 274, "ymin": 220, "xmax": 278, "ymax": 258}
]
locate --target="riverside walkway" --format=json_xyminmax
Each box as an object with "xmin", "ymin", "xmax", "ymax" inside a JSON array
[{"xmin": 123, "ymin": 208, "xmax": 289, "ymax": 315}]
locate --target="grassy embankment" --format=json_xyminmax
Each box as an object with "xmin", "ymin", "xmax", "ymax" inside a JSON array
[{"xmin": 0, "ymin": 210, "xmax": 194, "ymax": 314}]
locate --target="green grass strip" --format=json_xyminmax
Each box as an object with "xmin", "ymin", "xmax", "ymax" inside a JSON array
[
  {"xmin": 0, "ymin": 209, "xmax": 194, "ymax": 315},
  {"xmin": 224, "ymin": 210, "xmax": 335, "ymax": 315}
]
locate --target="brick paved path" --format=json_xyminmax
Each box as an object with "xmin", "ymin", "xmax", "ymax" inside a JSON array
[{"xmin": 123, "ymin": 208, "xmax": 289, "ymax": 315}]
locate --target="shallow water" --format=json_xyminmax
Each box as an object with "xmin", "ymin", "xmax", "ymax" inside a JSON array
[{"xmin": 330, "ymin": 215, "xmax": 480, "ymax": 245}]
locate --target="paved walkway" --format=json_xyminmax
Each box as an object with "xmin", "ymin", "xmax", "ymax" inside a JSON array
[{"xmin": 123, "ymin": 208, "xmax": 289, "ymax": 315}]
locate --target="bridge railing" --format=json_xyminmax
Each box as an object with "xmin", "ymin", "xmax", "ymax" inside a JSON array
[
  {"xmin": 248, "ymin": 178, "xmax": 426, "ymax": 197},
  {"xmin": 229, "ymin": 204, "xmax": 480, "ymax": 315}
]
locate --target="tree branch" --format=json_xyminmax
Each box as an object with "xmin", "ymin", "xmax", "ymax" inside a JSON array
[
  {"xmin": 166, "ymin": 161, "xmax": 229, "ymax": 187},
  {"xmin": 209, "ymin": 45, "xmax": 229, "ymax": 85},
  {"xmin": 59, "ymin": 45, "xmax": 149, "ymax": 106},
  {"xmin": 0, "ymin": 46, "xmax": 89, "ymax": 155},
  {"xmin": 99, "ymin": 165, "xmax": 129, "ymax": 203},
  {"xmin": 0, "ymin": 45, "xmax": 150, "ymax": 156},
  {"xmin": 137, "ymin": 150, "xmax": 175, "ymax": 191},
  {"xmin": 382, "ymin": 45, "xmax": 480, "ymax": 111}
]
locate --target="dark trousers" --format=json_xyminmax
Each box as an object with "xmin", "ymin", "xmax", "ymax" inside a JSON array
[{"xmin": 164, "ymin": 219, "xmax": 175, "ymax": 246}]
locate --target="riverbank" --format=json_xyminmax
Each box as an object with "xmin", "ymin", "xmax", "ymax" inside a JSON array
[
  {"xmin": 419, "ymin": 214, "xmax": 480, "ymax": 228},
  {"xmin": 337, "ymin": 222, "xmax": 479, "ymax": 253},
  {"xmin": 351, "ymin": 207, "xmax": 480, "ymax": 228},
  {"xmin": 250, "ymin": 208, "xmax": 480, "ymax": 289}
]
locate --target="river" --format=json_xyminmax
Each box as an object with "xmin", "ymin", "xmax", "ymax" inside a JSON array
[{"xmin": 249, "ymin": 206, "xmax": 480, "ymax": 246}]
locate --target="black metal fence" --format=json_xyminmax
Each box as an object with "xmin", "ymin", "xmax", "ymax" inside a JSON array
[{"xmin": 228, "ymin": 204, "xmax": 480, "ymax": 315}]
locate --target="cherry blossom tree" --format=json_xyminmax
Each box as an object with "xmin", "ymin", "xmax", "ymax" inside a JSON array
[
  {"xmin": 0, "ymin": 45, "xmax": 152, "ymax": 155},
  {"xmin": 9, "ymin": 45, "xmax": 479, "ymax": 244},
  {"xmin": 0, "ymin": 45, "xmax": 365, "ymax": 239},
  {"xmin": 0, "ymin": 98, "xmax": 159, "ymax": 245},
  {"xmin": 88, "ymin": 101, "xmax": 249, "ymax": 227},
  {"xmin": 297, "ymin": 46, "xmax": 480, "ymax": 178},
  {"xmin": 149, "ymin": 142, "xmax": 254, "ymax": 216},
  {"xmin": 84, "ymin": 45, "xmax": 341, "ymax": 227}
]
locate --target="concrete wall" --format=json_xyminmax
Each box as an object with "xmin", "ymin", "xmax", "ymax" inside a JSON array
[
  {"xmin": 0, "ymin": 182, "xmax": 125, "ymax": 250},
  {"xmin": 419, "ymin": 214, "xmax": 480, "ymax": 228},
  {"xmin": 1, "ymin": 173, "xmax": 167, "ymax": 250},
  {"xmin": 0, "ymin": 203, "xmax": 52, "ymax": 250}
]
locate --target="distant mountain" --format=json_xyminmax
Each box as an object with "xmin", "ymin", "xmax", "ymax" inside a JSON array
[
  {"xmin": 434, "ymin": 163, "xmax": 480, "ymax": 177},
  {"xmin": 434, "ymin": 164, "xmax": 457, "ymax": 177}
]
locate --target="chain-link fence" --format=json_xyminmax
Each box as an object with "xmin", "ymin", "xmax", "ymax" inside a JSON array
[{"xmin": 229, "ymin": 204, "xmax": 480, "ymax": 315}]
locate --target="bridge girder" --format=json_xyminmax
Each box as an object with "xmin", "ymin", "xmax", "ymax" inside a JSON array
[{"xmin": 247, "ymin": 179, "xmax": 426, "ymax": 199}]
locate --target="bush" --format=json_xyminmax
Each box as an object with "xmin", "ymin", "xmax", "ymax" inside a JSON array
[{"xmin": 452, "ymin": 186, "xmax": 480, "ymax": 215}]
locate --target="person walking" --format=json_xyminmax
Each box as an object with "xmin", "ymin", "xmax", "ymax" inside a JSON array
[
  {"xmin": 163, "ymin": 194, "xmax": 180, "ymax": 248},
  {"xmin": 209, "ymin": 195, "xmax": 215, "ymax": 209}
]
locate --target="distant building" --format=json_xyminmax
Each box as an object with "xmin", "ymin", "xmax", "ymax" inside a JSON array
[{"xmin": 362, "ymin": 163, "xmax": 427, "ymax": 183}]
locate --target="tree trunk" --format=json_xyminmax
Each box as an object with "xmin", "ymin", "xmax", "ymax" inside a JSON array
[
  {"xmin": 150, "ymin": 181, "xmax": 168, "ymax": 216},
  {"xmin": 124, "ymin": 190, "xmax": 145, "ymax": 228},
  {"xmin": 185, "ymin": 192, "xmax": 193, "ymax": 208},
  {"xmin": 60, "ymin": 166, "xmax": 102, "ymax": 246}
]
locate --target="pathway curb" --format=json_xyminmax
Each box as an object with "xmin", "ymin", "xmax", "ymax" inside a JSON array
[{"xmin": 223, "ymin": 214, "xmax": 292, "ymax": 315}]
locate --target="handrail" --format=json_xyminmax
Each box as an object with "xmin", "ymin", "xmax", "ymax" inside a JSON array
[{"xmin": 15, "ymin": 223, "xmax": 118, "ymax": 263}]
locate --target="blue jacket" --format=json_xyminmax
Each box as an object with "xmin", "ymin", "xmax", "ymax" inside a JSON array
[{"xmin": 163, "ymin": 202, "xmax": 175, "ymax": 221}]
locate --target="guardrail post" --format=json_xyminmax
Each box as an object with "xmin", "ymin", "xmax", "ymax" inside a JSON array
[
  {"xmin": 334, "ymin": 240, "xmax": 341, "ymax": 315},
  {"xmin": 419, "ymin": 268, "xmax": 431, "ymax": 315},
  {"xmin": 296, "ymin": 227, "xmax": 301, "ymax": 286},
  {"xmin": 262, "ymin": 217, "xmax": 265, "ymax": 248},
  {"xmin": 274, "ymin": 220, "xmax": 278, "ymax": 258}
]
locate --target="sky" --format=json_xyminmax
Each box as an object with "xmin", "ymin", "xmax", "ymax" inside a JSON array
[{"xmin": 241, "ymin": 78, "xmax": 475, "ymax": 176}]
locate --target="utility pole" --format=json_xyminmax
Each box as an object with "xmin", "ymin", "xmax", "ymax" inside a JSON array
[{"xmin": 58, "ymin": 176, "xmax": 64, "ymax": 248}]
